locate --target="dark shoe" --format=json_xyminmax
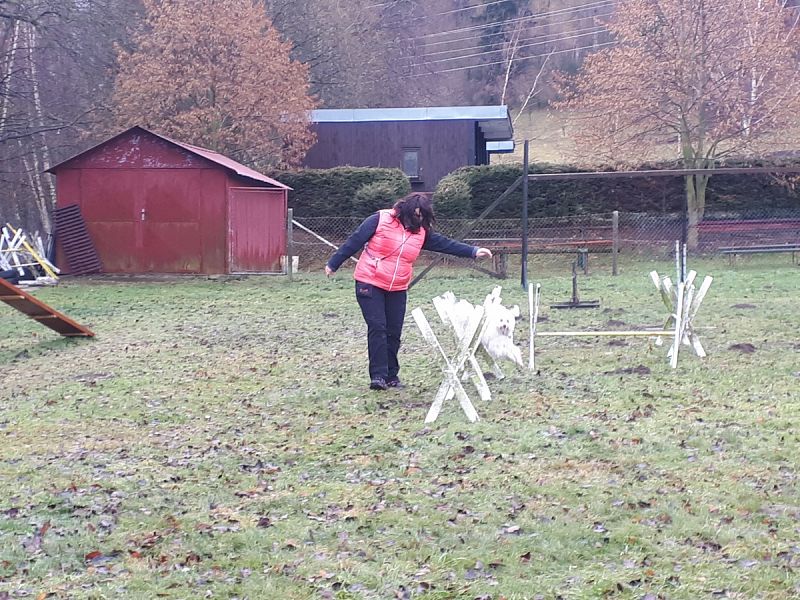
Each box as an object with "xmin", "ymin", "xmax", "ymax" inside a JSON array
[
  {"xmin": 386, "ymin": 377, "xmax": 405, "ymax": 389},
  {"xmin": 369, "ymin": 378, "xmax": 388, "ymax": 391}
]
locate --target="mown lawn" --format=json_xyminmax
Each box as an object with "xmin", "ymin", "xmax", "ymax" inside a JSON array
[{"xmin": 1, "ymin": 257, "xmax": 799, "ymax": 599}]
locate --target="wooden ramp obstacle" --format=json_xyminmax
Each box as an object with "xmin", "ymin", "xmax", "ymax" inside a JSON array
[{"xmin": 0, "ymin": 277, "xmax": 94, "ymax": 337}]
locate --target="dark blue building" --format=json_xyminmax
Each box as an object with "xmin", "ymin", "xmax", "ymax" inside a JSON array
[{"xmin": 303, "ymin": 106, "xmax": 514, "ymax": 192}]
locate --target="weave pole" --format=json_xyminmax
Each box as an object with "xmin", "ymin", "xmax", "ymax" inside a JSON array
[{"xmin": 527, "ymin": 282, "xmax": 540, "ymax": 370}]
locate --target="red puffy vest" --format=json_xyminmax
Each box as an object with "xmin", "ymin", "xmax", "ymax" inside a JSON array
[{"xmin": 353, "ymin": 209, "xmax": 426, "ymax": 291}]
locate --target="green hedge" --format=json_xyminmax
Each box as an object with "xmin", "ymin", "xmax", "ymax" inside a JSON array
[
  {"xmin": 433, "ymin": 160, "xmax": 800, "ymax": 219},
  {"xmin": 267, "ymin": 167, "xmax": 411, "ymax": 218}
]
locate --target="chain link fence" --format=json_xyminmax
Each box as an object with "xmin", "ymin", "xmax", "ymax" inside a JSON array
[{"xmin": 290, "ymin": 209, "xmax": 800, "ymax": 275}]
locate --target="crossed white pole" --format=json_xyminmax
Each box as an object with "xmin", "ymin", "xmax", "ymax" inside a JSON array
[
  {"xmin": 650, "ymin": 269, "xmax": 713, "ymax": 368},
  {"xmin": 411, "ymin": 300, "xmax": 490, "ymax": 424}
]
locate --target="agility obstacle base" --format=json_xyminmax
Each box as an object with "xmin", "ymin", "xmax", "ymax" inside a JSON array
[{"xmin": 0, "ymin": 277, "xmax": 94, "ymax": 337}]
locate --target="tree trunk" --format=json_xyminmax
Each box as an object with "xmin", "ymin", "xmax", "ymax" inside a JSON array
[
  {"xmin": 680, "ymin": 122, "xmax": 709, "ymax": 251},
  {"xmin": 1, "ymin": 20, "xmax": 22, "ymax": 127},
  {"xmin": 25, "ymin": 24, "xmax": 55, "ymax": 232},
  {"xmin": 685, "ymin": 173, "xmax": 708, "ymax": 250}
]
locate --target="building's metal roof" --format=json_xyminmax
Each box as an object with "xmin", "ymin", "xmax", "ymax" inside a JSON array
[
  {"xmin": 311, "ymin": 105, "xmax": 513, "ymax": 141},
  {"xmin": 159, "ymin": 132, "xmax": 290, "ymax": 188},
  {"xmin": 48, "ymin": 126, "xmax": 290, "ymax": 189}
]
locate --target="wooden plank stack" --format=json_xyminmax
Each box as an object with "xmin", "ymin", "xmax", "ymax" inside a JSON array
[{"xmin": 0, "ymin": 224, "xmax": 59, "ymax": 286}]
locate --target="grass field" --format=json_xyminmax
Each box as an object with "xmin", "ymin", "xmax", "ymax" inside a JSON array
[{"xmin": 1, "ymin": 257, "xmax": 799, "ymax": 599}]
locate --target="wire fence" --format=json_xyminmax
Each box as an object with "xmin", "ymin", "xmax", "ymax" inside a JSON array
[{"xmin": 290, "ymin": 209, "xmax": 800, "ymax": 275}]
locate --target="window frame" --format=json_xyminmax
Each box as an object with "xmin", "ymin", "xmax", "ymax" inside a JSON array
[{"xmin": 401, "ymin": 147, "xmax": 421, "ymax": 181}]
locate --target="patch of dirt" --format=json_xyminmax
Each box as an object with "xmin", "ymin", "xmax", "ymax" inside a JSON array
[
  {"xmin": 607, "ymin": 339, "xmax": 628, "ymax": 347},
  {"xmin": 81, "ymin": 273, "xmax": 218, "ymax": 283},
  {"xmin": 606, "ymin": 319, "xmax": 627, "ymax": 327},
  {"xmin": 74, "ymin": 372, "xmax": 116, "ymax": 384},
  {"xmin": 729, "ymin": 343, "xmax": 757, "ymax": 353},
  {"xmin": 604, "ymin": 365, "xmax": 651, "ymax": 375},
  {"xmin": 731, "ymin": 303, "xmax": 757, "ymax": 309}
]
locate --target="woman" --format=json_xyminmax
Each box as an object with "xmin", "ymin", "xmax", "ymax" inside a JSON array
[{"xmin": 325, "ymin": 193, "xmax": 492, "ymax": 391}]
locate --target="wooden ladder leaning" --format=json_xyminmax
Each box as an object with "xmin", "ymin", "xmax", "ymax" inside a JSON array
[{"xmin": 0, "ymin": 277, "xmax": 94, "ymax": 337}]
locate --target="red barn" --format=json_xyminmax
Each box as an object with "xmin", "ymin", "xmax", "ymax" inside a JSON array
[{"xmin": 47, "ymin": 126, "xmax": 290, "ymax": 274}]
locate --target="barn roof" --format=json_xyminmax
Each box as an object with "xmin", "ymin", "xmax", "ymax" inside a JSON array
[
  {"xmin": 310, "ymin": 105, "xmax": 513, "ymax": 141},
  {"xmin": 47, "ymin": 126, "xmax": 290, "ymax": 189}
]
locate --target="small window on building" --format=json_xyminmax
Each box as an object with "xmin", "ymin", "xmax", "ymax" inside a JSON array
[{"xmin": 402, "ymin": 148, "xmax": 420, "ymax": 180}]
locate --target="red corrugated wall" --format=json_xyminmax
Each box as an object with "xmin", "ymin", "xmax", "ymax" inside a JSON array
[
  {"xmin": 53, "ymin": 130, "xmax": 286, "ymax": 274},
  {"xmin": 228, "ymin": 186, "xmax": 286, "ymax": 273}
]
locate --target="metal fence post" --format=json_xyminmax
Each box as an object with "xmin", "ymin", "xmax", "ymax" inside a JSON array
[
  {"xmin": 612, "ymin": 210, "xmax": 619, "ymax": 276},
  {"xmin": 286, "ymin": 208, "xmax": 293, "ymax": 281},
  {"xmin": 521, "ymin": 140, "xmax": 529, "ymax": 289}
]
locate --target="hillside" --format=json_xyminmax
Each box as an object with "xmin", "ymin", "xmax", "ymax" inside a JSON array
[{"xmin": 501, "ymin": 108, "xmax": 800, "ymax": 167}]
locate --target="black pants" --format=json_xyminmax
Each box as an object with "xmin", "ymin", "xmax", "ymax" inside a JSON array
[{"xmin": 355, "ymin": 281, "xmax": 407, "ymax": 381}]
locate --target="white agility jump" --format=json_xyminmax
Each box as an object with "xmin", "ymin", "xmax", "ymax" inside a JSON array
[
  {"xmin": 528, "ymin": 269, "xmax": 713, "ymax": 371},
  {"xmin": 412, "ymin": 286, "xmax": 522, "ymax": 423},
  {"xmin": 414, "ymin": 259, "xmax": 713, "ymax": 423},
  {"xmin": 412, "ymin": 302, "xmax": 485, "ymax": 424}
]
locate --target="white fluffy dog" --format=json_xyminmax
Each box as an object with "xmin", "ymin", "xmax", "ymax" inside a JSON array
[
  {"xmin": 481, "ymin": 301, "xmax": 523, "ymax": 367},
  {"xmin": 437, "ymin": 288, "xmax": 523, "ymax": 368}
]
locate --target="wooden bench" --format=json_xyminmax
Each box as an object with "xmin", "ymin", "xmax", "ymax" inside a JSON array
[
  {"xmin": 699, "ymin": 219, "xmax": 800, "ymax": 234},
  {"xmin": 465, "ymin": 238, "xmax": 613, "ymax": 277},
  {"xmin": 720, "ymin": 244, "xmax": 800, "ymax": 265}
]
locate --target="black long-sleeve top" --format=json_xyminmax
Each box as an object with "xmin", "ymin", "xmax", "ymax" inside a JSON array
[{"xmin": 326, "ymin": 213, "xmax": 477, "ymax": 272}]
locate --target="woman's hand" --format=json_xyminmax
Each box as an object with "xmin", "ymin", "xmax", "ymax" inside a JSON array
[
  {"xmin": 475, "ymin": 247, "xmax": 493, "ymax": 259},
  {"xmin": 325, "ymin": 265, "xmax": 335, "ymax": 277}
]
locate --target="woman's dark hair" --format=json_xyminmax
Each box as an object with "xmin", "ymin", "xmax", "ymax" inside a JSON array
[{"xmin": 393, "ymin": 192, "xmax": 435, "ymax": 234}]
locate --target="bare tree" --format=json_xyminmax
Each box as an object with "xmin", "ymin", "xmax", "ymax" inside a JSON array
[
  {"xmin": 513, "ymin": 49, "xmax": 553, "ymax": 125},
  {"xmin": 264, "ymin": 0, "xmax": 424, "ymax": 107},
  {"xmin": 557, "ymin": 0, "xmax": 800, "ymax": 247},
  {"xmin": 1, "ymin": 0, "xmax": 142, "ymax": 232}
]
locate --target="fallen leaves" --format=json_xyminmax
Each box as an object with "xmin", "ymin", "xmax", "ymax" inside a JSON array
[
  {"xmin": 4, "ymin": 273, "xmax": 800, "ymax": 599},
  {"xmin": 84, "ymin": 550, "xmax": 102, "ymax": 562},
  {"xmin": 239, "ymin": 460, "xmax": 281, "ymax": 475},
  {"xmin": 605, "ymin": 364, "xmax": 652, "ymax": 375},
  {"xmin": 22, "ymin": 521, "xmax": 51, "ymax": 554},
  {"xmin": 256, "ymin": 516, "xmax": 272, "ymax": 528},
  {"xmin": 84, "ymin": 550, "xmax": 122, "ymax": 566}
]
